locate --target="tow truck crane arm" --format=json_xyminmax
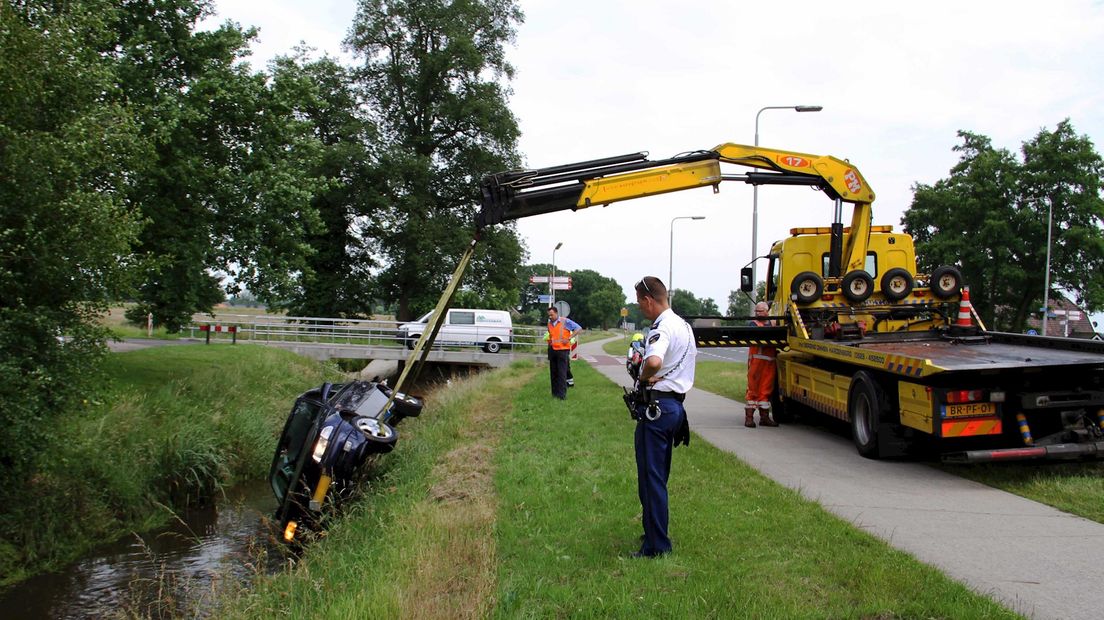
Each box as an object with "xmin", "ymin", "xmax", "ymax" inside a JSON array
[{"xmin": 478, "ymin": 143, "xmax": 876, "ymax": 276}]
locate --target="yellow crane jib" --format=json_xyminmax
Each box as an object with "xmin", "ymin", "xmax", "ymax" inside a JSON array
[{"xmin": 476, "ymin": 143, "xmax": 876, "ymax": 232}]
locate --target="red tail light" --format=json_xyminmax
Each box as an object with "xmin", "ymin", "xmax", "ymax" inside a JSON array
[{"xmin": 946, "ymin": 390, "xmax": 984, "ymax": 404}]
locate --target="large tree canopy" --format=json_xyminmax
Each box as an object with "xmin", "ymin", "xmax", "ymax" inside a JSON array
[
  {"xmin": 115, "ymin": 0, "xmax": 327, "ymax": 330},
  {"xmin": 346, "ymin": 0, "xmax": 526, "ymax": 320},
  {"xmin": 903, "ymin": 121, "xmax": 1104, "ymax": 332},
  {"xmin": 0, "ymin": 0, "xmax": 143, "ymax": 489}
]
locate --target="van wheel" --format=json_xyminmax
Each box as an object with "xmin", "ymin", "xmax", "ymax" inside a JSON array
[
  {"xmin": 406, "ymin": 337, "xmax": 417, "ymax": 350},
  {"xmin": 849, "ymin": 372, "xmax": 885, "ymax": 458},
  {"xmin": 484, "ymin": 339, "xmax": 502, "ymax": 353}
]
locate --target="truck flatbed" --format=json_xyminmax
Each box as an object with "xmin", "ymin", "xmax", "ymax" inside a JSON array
[{"xmin": 788, "ymin": 331, "xmax": 1104, "ymax": 379}]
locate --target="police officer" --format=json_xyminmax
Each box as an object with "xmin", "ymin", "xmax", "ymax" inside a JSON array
[
  {"xmin": 546, "ymin": 306, "xmax": 580, "ymax": 399},
  {"xmin": 632, "ymin": 276, "xmax": 695, "ymax": 558}
]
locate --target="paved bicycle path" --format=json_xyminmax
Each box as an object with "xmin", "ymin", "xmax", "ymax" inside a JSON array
[{"xmin": 580, "ymin": 337, "xmax": 1104, "ymax": 620}]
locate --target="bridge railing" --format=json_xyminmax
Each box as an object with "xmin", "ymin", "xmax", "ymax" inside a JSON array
[{"xmin": 188, "ymin": 314, "xmax": 547, "ymax": 352}]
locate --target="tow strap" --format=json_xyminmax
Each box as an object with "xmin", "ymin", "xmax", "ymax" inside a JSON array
[{"xmin": 383, "ymin": 233, "xmax": 480, "ymax": 413}]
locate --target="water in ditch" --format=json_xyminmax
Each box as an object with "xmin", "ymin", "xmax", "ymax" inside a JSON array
[{"xmin": 0, "ymin": 480, "xmax": 285, "ymax": 619}]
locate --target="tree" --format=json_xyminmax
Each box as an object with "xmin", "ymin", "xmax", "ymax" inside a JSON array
[
  {"xmin": 270, "ymin": 52, "xmax": 381, "ymax": 318},
  {"xmin": 903, "ymin": 123, "xmax": 1104, "ymax": 331},
  {"xmin": 727, "ymin": 290, "xmax": 753, "ymax": 317},
  {"xmin": 0, "ymin": 0, "xmax": 143, "ymax": 486},
  {"xmin": 1019, "ymin": 121, "xmax": 1104, "ymax": 319},
  {"xmin": 555, "ymin": 269, "xmax": 624, "ymax": 329},
  {"xmin": 347, "ymin": 0, "xmax": 526, "ymax": 320},
  {"xmin": 114, "ymin": 1, "xmax": 326, "ymax": 330}
]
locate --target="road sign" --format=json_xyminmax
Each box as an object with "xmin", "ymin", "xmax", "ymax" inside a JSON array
[
  {"xmin": 554, "ymin": 300, "xmax": 571, "ymax": 317},
  {"xmin": 620, "ymin": 307, "xmax": 628, "ymax": 317},
  {"xmin": 550, "ymin": 276, "xmax": 571, "ymax": 285},
  {"xmin": 537, "ymin": 294, "xmax": 552, "ymax": 303},
  {"xmin": 529, "ymin": 275, "xmax": 550, "ymax": 284},
  {"xmin": 551, "ymin": 282, "xmax": 572, "ymax": 291}
]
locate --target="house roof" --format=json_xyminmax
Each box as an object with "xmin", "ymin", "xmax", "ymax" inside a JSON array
[{"xmin": 1024, "ymin": 294, "xmax": 1100, "ymax": 338}]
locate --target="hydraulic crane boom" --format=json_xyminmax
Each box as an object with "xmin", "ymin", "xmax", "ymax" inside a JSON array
[{"xmin": 478, "ymin": 143, "xmax": 876, "ymax": 276}]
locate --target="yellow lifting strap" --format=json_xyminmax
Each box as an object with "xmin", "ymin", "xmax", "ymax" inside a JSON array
[{"xmin": 385, "ymin": 234, "xmax": 480, "ymax": 412}]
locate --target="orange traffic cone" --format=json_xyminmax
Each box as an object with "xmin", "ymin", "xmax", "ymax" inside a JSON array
[{"xmin": 956, "ymin": 287, "xmax": 973, "ymax": 327}]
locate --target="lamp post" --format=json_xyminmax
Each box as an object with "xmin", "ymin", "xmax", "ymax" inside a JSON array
[
  {"xmin": 1042, "ymin": 200, "xmax": 1054, "ymax": 336},
  {"xmin": 669, "ymin": 216, "xmax": 705, "ymax": 305},
  {"xmin": 752, "ymin": 104, "xmax": 822, "ymax": 296},
  {"xmin": 551, "ymin": 241, "xmax": 563, "ymax": 307}
]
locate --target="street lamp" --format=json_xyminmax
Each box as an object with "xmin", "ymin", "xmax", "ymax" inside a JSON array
[
  {"xmin": 751, "ymin": 104, "xmax": 823, "ymax": 295},
  {"xmin": 551, "ymin": 241, "xmax": 563, "ymax": 307},
  {"xmin": 1042, "ymin": 201, "xmax": 1054, "ymax": 336},
  {"xmin": 669, "ymin": 216, "xmax": 706, "ymax": 305}
]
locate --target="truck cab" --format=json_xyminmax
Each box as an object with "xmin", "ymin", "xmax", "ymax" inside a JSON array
[{"xmin": 765, "ymin": 225, "xmax": 963, "ymax": 339}]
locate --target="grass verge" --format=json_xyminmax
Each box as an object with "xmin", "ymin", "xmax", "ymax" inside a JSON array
[
  {"xmin": 938, "ymin": 461, "xmax": 1104, "ymax": 524},
  {"xmin": 223, "ymin": 361, "xmax": 1015, "ymax": 618},
  {"xmin": 1, "ymin": 344, "xmax": 342, "ymax": 585},
  {"xmin": 219, "ymin": 362, "xmax": 539, "ymax": 618},
  {"xmin": 493, "ymin": 363, "xmax": 1015, "ymax": 618}
]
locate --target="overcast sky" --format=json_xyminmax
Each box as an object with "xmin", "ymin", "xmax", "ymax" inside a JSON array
[{"xmin": 203, "ymin": 0, "xmax": 1104, "ymax": 324}]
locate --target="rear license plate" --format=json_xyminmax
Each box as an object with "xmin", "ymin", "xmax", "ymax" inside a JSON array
[{"xmin": 941, "ymin": 402, "xmax": 996, "ymax": 418}]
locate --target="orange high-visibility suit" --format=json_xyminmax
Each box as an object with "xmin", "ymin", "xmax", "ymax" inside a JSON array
[{"xmin": 745, "ymin": 319, "xmax": 777, "ymax": 425}]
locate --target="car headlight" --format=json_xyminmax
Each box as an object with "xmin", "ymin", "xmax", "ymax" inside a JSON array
[{"xmin": 312, "ymin": 425, "xmax": 334, "ymax": 463}]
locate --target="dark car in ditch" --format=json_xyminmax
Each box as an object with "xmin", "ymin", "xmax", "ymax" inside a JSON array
[{"xmin": 268, "ymin": 380, "xmax": 423, "ymax": 542}]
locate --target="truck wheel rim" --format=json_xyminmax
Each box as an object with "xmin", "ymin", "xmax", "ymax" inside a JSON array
[{"xmin": 854, "ymin": 395, "xmax": 873, "ymax": 445}]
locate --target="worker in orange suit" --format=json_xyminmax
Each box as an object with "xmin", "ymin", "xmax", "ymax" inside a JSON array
[{"xmin": 745, "ymin": 301, "xmax": 778, "ymax": 428}]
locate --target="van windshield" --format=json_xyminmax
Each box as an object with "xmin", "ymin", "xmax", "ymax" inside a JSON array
[{"xmin": 414, "ymin": 311, "xmax": 432, "ymax": 323}]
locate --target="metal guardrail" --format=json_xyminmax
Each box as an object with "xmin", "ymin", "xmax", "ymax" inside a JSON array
[{"xmin": 188, "ymin": 314, "xmax": 547, "ymax": 352}]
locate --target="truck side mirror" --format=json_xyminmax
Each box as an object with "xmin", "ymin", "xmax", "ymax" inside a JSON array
[{"xmin": 740, "ymin": 267, "xmax": 754, "ymax": 293}]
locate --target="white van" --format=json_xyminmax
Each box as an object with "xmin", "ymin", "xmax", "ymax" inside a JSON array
[{"xmin": 399, "ymin": 309, "xmax": 513, "ymax": 353}]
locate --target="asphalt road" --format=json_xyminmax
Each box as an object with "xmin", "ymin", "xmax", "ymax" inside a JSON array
[
  {"xmin": 580, "ymin": 337, "xmax": 1104, "ymax": 620},
  {"xmin": 106, "ymin": 338, "xmax": 198, "ymax": 352},
  {"xmin": 695, "ymin": 347, "xmax": 747, "ymax": 364}
]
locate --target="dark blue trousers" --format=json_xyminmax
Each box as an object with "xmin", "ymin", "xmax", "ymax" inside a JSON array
[
  {"xmin": 548, "ymin": 347, "xmax": 570, "ymax": 398},
  {"xmin": 634, "ymin": 397, "xmax": 685, "ymax": 555}
]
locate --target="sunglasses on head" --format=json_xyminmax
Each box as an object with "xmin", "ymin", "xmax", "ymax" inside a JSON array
[{"xmin": 636, "ymin": 278, "xmax": 651, "ymax": 294}]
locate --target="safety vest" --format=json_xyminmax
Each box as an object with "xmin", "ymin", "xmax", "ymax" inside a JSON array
[
  {"xmin": 748, "ymin": 319, "xmax": 777, "ymax": 361},
  {"xmin": 547, "ymin": 319, "xmax": 573, "ymax": 350}
]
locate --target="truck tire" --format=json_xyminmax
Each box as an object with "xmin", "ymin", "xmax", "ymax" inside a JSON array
[
  {"xmin": 484, "ymin": 338, "xmax": 502, "ymax": 353},
  {"xmin": 880, "ymin": 268, "xmax": 914, "ymax": 301},
  {"xmin": 791, "ymin": 271, "xmax": 823, "ymax": 304},
  {"xmin": 849, "ymin": 372, "xmax": 886, "ymax": 458},
  {"xmin": 930, "ymin": 266, "xmax": 962, "ymax": 300},
  {"xmin": 770, "ymin": 391, "xmax": 794, "ymax": 424},
  {"xmin": 842, "ymin": 270, "xmax": 874, "ymax": 303}
]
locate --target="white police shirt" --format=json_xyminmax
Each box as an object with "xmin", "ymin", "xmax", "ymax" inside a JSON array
[{"xmin": 644, "ymin": 308, "xmax": 696, "ymax": 394}]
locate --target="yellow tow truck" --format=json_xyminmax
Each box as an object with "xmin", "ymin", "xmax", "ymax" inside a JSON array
[{"xmin": 479, "ymin": 143, "xmax": 1104, "ymax": 462}]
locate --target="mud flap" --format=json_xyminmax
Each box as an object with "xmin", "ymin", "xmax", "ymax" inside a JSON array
[{"xmin": 877, "ymin": 421, "xmax": 914, "ymax": 458}]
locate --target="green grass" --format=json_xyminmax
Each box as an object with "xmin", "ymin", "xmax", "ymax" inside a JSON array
[
  {"xmin": 223, "ymin": 361, "xmax": 1017, "ymax": 618},
  {"xmin": 602, "ymin": 333, "xmax": 631, "ymax": 356},
  {"xmin": 691, "ymin": 359, "xmax": 749, "ymax": 402},
  {"xmin": 1, "ymin": 344, "xmax": 343, "ymax": 585},
  {"xmin": 939, "ymin": 461, "xmax": 1104, "ymax": 523}
]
